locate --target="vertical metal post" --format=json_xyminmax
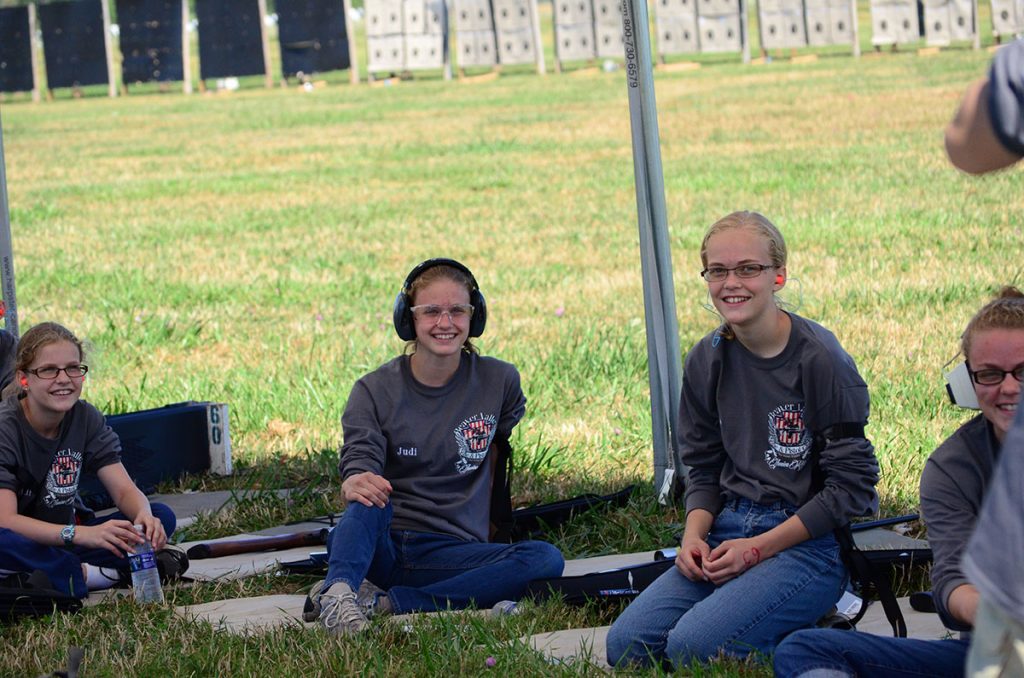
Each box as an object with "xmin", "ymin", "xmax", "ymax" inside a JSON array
[
  {"xmin": 850, "ymin": 0, "xmax": 861, "ymax": 57},
  {"xmin": 182, "ymin": 0, "xmax": 193, "ymax": 93},
  {"xmin": 101, "ymin": 0, "xmax": 118, "ymax": 97},
  {"xmin": 0, "ymin": 112, "xmax": 20, "ymax": 338},
  {"xmin": 971, "ymin": 0, "xmax": 980, "ymax": 49},
  {"xmin": 619, "ymin": 0, "xmax": 684, "ymax": 501},
  {"xmin": 29, "ymin": 3, "xmax": 41, "ymax": 103},
  {"xmin": 342, "ymin": 0, "xmax": 361, "ymax": 83},
  {"xmin": 529, "ymin": 0, "xmax": 546, "ymax": 74},
  {"xmin": 740, "ymin": 0, "xmax": 750, "ymax": 63},
  {"xmin": 257, "ymin": 0, "xmax": 274, "ymax": 87}
]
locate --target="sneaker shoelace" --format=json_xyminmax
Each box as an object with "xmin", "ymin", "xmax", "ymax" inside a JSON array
[{"xmin": 319, "ymin": 589, "xmax": 366, "ymax": 631}]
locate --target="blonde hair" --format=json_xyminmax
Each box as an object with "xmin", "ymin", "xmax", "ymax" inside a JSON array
[
  {"xmin": 962, "ymin": 286, "xmax": 1024, "ymax": 358},
  {"xmin": 3, "ymin": 322, "xmax": 85, "ymax": 399},
  {"xmin": 700, "ymin": 210, "xmax": 788, "ymax": 270}
]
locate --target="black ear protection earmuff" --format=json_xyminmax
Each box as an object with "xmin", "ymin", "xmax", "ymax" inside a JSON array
[{"xmin": 392, "ymin": 258, "xmax": 487, "ymax": 341}]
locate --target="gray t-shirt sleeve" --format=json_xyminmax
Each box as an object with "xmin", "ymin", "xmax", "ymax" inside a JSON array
[
  {"xmin": 919, "ymin": 416, "xmax": 993, "ymax": 630},
  {"xmin": 797, "ymin": 386, "xmax": 879, "ymax": 538},
  {"xmin": 82, "ymin": 402, "xmax": 122, "ymax": 473},
  {"xmin": 964, "ymin": 410, "xmax": 1024, "ymax": 624},
  {"xmin": 338, "ymin": 379, "xmax": 388, "ymax": 480},
  {"xmin": 680, "ymin": 344, "xmax": 727, "ymax": 517},
  {"xmin": 498, "ymin": 367, "xmax": 526, "ymax": 437},
  {"xmin": 988, "ymin": 38, "xmax": 1024, "ymax": 156}
]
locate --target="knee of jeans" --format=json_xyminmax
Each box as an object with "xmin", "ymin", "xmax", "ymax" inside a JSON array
[
  {"xmin": 663, "ymin": 623, "xmax": 726, "ymax": 667},
  {"xmin": 773, "ymin": 630, "xmax": 827, "ymax": 676},
  {"xmin": 150, "ymin": 503, "xmax": 177, "ymax": 538},
  {"xmin": 340, "ymin": 500, "xmax": 392, "ymax": 530},
  {"xmin": 604, "ymin": 621, "xmax": 633, "ymax": 667},
  {"xmin": 521, "ymin": 541, "xmax": 564, "ymax": 578}
]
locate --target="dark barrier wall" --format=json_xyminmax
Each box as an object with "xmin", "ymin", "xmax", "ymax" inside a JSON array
[
  {"xmin": 38, "ymin": 0, "xmax": 109, "ymax": 89},
  {"xmin": 0, "ymin": 6, "xmax": 34, "ymax": 93},
  {"xmin": 196, "ymin": 0, "xmax": 265, "ymax": 79},
  {"xmin": 277, "ymin": 0, "xmax": 350, "ymax": 78},
  {"xmin": 116, "ymin": 0, "xmax": 185, "ymax": 84}
]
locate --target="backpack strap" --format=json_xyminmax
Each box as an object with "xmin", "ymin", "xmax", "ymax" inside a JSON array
[{"xmin": 489, "ymin": 433, "xmax": 514, "ymax": 543}]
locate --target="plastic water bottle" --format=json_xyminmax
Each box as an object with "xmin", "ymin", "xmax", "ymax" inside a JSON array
[
  {"xmin": 128, "ymin": 525, "xmax": 164, "ymax": 604},
  {"xmin": 491, "ymin": 600, "xmax": 520, "ymax": 617}
]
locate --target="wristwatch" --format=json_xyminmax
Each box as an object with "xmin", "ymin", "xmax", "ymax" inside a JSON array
[{"xmin": 60, "ymin": 523, "xmax": 76, "ymax": 547}]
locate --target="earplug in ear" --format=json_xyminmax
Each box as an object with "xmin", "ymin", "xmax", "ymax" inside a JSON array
[
  {"xmin": 20, "ymin": 378, "xmax": 27, "ymax": 387},
  {"xmin": 775, "ymin": 275, "xmax": 784, "ymax": 285}
]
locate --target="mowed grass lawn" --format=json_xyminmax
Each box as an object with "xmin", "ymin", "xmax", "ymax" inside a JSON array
[{"xmin": 1, "ymin": 42, "xmax": 1021, "ymax": 675}]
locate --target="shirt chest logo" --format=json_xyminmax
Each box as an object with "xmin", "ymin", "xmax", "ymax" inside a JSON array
[
  {"xmin": 765, "ymin": 403, "xmax": 812, "ymax": 471},
  {"xmin": 43, "ymin": 447, "xmax": 83, "ymax": 508},
  {"xmin": 453, "ymin": 413, "xmax": 497, "ymax": 474}
]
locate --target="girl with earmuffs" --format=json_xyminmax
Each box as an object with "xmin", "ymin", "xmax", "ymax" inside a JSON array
[{"xmin": 306, "ymin": 258, "xmax": 564, "ymax": 636}]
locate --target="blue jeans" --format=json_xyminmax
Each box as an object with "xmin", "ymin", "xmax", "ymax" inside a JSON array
[
  {"xmin": 773, "ymin": 628, "xmax": 969, "ymax": 677},
  {"xmin": 605, "ymin": 498, "xmax": 847, "ymax": 669},
  {"xmin": 0, "ymin": 503, "xmax": 176, "ymax": 598},
  {"xmin": 323, "ymin": 501, "xmax": 564, "ymax": 614}
]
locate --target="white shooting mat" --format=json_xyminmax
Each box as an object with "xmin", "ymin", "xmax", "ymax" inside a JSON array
[
  {"xmin": 561, "ymin": 551, "xmax": 661, "ymax": 577},
  {"xmin": 175, "ymin": 594, "xmax": 312, "ymax": 634},
  {"xmin": 175, "ymin": 594, "xmax": 492, "ymax": 635}
]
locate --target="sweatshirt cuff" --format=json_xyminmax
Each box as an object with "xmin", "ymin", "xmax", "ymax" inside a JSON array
[
  {"xmin": 685, "ymin": 488, "xmax": 723, "ymax": 517},
  {"xmin": 795, "ymin": 500, "xmax": 836, "ymax": 539}
]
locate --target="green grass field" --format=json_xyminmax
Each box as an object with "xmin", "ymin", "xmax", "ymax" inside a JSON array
[{"xmin": 0, "ymin": 28, "xmax": 1020, "ymax": 675}]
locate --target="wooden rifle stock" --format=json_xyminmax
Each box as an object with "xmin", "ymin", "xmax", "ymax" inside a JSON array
[{"xmin": 186, "ymin": 528, "xmax": 329, "ymax": 560}]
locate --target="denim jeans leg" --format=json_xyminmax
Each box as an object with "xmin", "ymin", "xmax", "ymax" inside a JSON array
[
  {"xmin": 605, "ymin": 563, "xmax": 716, "ymax": 668},
  {"xmin": 0, "ymin": 527, "xmax": 88, "ymax": 597},
  {"xmin": 384, "ymin": 534, "xmax": 564, "ymax": 614},
  {"xmin": 323, "ymin": 501, "xmax": 399, "ymax": 593},
  {"xmin": 773, "ymin": 628, "xmax": 970, "ymax": 678},
  {"xmin": 662, "ymin": 526, "xmax": 845, "ymax": 666},
  {"xmin": 608, "ymin": 500, "xmax": 848, "ymax": 670}
]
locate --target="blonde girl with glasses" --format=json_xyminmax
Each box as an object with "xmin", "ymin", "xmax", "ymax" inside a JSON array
[
  {"xmin": 307, "ymin": 259, "xmax": 564, "ymax": 636},
  {"xmin": 0, "ymin": 322, "xmax": 180, "ymax": 598},
  {"xmin": 606, "ymin": 211, "xmax": 880, "ymax": 669}
]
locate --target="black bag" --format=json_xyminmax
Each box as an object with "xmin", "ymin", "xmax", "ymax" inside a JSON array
[
  {"xmin": 525, "ymin": 557, "xmax": 674, "ymax": 605},
  {"xmin": 0, "ymin": 570, "xmax": 81, "ymax": 624},
  {"xmin": 489, "ymin": 432, "xmax": 636, "ymax": 543}
]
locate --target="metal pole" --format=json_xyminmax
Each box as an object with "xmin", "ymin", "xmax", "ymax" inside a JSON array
[
  {"xmin": 619, "ymin": 0, "xmax": 684, "ymax": 501},
  {"xmin": 0, "ymin": 111, "xmax": 20, "ymax": 338}
]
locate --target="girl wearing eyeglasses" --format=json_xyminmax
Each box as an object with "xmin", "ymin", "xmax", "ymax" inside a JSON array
[
  {"xmin": 306, "ymin": 259, "xmax": 564, "ymax": 636},
  {"xmin": 0, "ymin": 322, "xmax": 179, "ymax": 598},
  {"xmin": 606, "ymin": 211, "xmax": 880, "ymax": 669},
  {"xmin": 773, "ymin": 287, "xmax": 1024, "ymax": 677}
]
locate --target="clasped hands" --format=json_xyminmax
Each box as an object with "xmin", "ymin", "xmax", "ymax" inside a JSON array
[{"xmin": 675, "ymin": 535, "xmax": 763, "ymax": 585}]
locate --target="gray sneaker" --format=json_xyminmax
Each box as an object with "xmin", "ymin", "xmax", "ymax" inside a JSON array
[
  {"xmin": 303, "ymin": 580, "xmax": 387, "ymax": 623},
  {"xmin": 318, "ymin": 582, "xmax": 369, "ymax": 636}
]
